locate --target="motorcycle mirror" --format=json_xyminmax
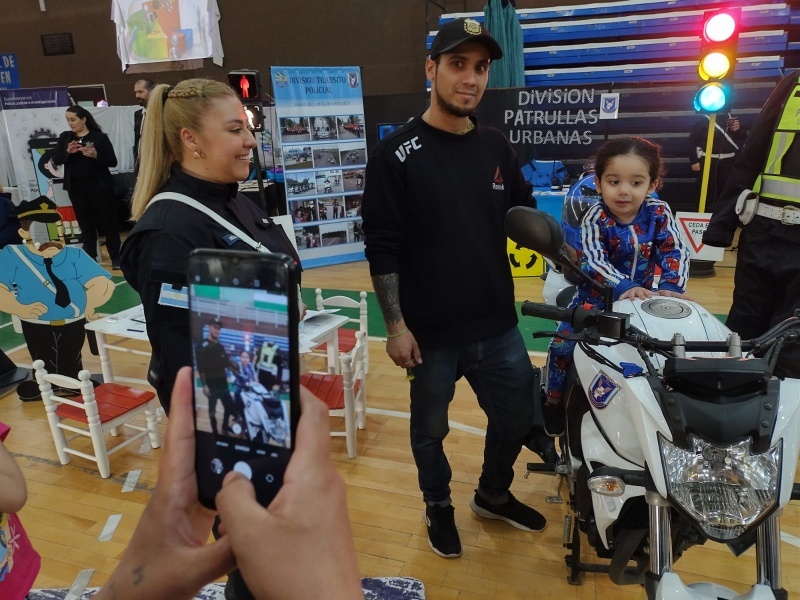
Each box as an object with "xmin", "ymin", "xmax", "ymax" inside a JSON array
[
  {"xmin": 505, "ymin": 207, "xmax": 565, "ymax": 259},
  {"xmin": 505, "ymin": 206, "xmax": 616, "ymax": 307}
]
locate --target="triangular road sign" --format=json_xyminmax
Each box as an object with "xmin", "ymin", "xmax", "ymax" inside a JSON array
[{"xmin": 677, "ymin": 214, "xmax": 711, "ymax": 254}]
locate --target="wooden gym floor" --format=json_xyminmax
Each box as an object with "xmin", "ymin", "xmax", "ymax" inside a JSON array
[{"xmin": 1, "ymin": 250, "xmax": 798, "ymax": 598}]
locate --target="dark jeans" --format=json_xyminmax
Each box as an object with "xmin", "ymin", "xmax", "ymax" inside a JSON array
[
  {"xmin": 69, "ymin": 181, "xmax": 120, "ymax": 260},
  {"xmin": 208, "ymin": 387, "xmax": 235, "ymax": 435},
  {"xmin": 409, "ymin": 326, "xmax": 536, "ymax": 503}
]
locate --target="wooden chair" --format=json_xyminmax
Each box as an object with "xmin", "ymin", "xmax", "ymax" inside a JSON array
[
  {"xmin": 33, "ymin": 360, "xmax": 161, "ymax": 478},
  {"xmin": 300, "ymin": 331, "xmax": 366, "ymax": 458},
  {"xmin": 313, "ymin": 288, "xmax": 369, "ymax": 375}
]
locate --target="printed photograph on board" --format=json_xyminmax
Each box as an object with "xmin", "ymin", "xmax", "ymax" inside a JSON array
[
  {"xmin": 315, "ymin": 170, "xmax": 344, "ymax": 195},
  {"xmin": 342, "ymin": 169, "xmax": 365, "ymax": 192},
  {"xmin": 340, "ymin": 145, "xmax": 367, "ymax": 166},
  {"xmin": 312, "ymin": 145, "xmax": 340, "ymax": 168},
  {"xmin": 336, "ymin": 115, "xmax": 365, "ymax": 139},
  {"xmin": 280, "ymin": 117, "xmax": 311, "ymax": 142},
  {"xmin": 283, "ymin": 146, "xmax": 313, "ymax": 170},
  {"xmin": 318, "ymin": 222, "xmax": 349, "ymax": 247},
  {"xmin": 286, "ymin": 171, "xmax": 317, "ymax": 197},
  {"xmin": 294, "ymin": 225, "xmax": 321, "ymax": 249},
  {"xmin": 311, "ymin": 116, "xmax": 339, "ymax": 141},
  {"xmin": 288, "ymin": 199, "xmax": 319, "ymax": 223}
]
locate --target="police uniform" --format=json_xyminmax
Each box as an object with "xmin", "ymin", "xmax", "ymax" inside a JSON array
[
  {"xmin": 704, "ymin": 70, "xmax": 800, "ymax": 378},
  {"xmin": 120, "ymin": 167, "xmax": 300, "ymax": 412},
  {"xmin": 0, "ymin": 199, "xmax": 110, "ymax": 391},
  {"xmin": 196, "ymin": 322, "xmax": 235, "ymax": 435}
]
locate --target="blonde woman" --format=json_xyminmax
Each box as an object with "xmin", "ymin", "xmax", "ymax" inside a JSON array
[{"xmin": 120, "ymin": 79, "xmax": 298, "ymax": 415}]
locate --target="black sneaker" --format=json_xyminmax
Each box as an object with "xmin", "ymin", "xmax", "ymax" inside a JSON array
[
  {"xmin": 425, "ymin": 504, "xmax": 462, "ymax": 558},
  {"xmin": 111, "ymin": 259, "xmax": 121, "ymax": 271},
  {"xmin": 542, "ymin": 397, "xmax": 565, "ymax": 438},
  {"xmin": 470, "ymin": 491, "xmax": 547, "ymax": 532}
]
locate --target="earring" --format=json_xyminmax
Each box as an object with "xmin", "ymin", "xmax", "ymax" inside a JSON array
[{"xmin": 193, "ymin": 150, "xmax": 201, "ymax": 159}]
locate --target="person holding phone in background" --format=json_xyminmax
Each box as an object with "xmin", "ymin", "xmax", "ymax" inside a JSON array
[{"xmin": 51, "ymin": 106, "xmax": 121, "ymax": 269}]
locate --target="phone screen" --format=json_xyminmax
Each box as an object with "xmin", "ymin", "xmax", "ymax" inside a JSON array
[{"xmin": 188, "ymin": 250, "xmax": 300, "ymax": 509}]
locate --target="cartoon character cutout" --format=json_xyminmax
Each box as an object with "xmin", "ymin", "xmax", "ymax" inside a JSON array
[{"xmin": 0, "ymin": 197, "xmax": 114, "ymax": 400}]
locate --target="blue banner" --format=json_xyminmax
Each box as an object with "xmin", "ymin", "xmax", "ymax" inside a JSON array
[
  {"xmin": 0, "ymin": 87, "xmax": 70, "ymax": 110},
  {"xmin": 0, "ymin": 54, "xmax": 19, "ymax": 90},
  {"xmin": 271, "ymin": 66, "xmax": 366, "ymax": 268}
]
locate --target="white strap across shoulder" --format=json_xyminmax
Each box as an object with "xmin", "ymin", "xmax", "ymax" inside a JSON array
[{"xmin": 149, "ymin": 192, "xmax": 271, "ymax": 254}]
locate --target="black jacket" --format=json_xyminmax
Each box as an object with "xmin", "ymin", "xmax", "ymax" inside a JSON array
[
  {"xmin": 120, "ymin": 168, "xmax": 300, "ymax": 409},
  {"xmin": 51, "ymin": 129, "xmax": 117, "ymax": 192}
]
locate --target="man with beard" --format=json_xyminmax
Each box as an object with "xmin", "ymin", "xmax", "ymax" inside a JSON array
[
  {"xmin": 133, "ymin": 79, "xmax": 155, "ymax": 168},
  {"xmin": 0, "ymin": 197, "xmax": 113, "ymax": 400},
  {"xmin": 361, "ymin": 18, "xmax": 543, "ymax": 559}
]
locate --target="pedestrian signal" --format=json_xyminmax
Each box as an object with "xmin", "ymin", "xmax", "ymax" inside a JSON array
[{"xmin": 228, "ymin": 70, "xmax": 261, "ymax": 102}]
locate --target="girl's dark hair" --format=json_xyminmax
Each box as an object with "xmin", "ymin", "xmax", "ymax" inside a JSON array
[
  {"xmin": 66, "ymin": 105, "xmax": 102, "ymax": 132},
  {"xmin": 595, "ymin": 136, "xmax": 665, "ymax": 189}
]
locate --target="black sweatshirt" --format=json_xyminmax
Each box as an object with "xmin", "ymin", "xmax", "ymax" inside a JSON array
[{"xmin": 362, "ymin": 115, "xmax": 534, "ymax": 348}]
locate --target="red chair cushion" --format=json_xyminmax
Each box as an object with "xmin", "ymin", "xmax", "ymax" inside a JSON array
[
  {"xmin": 299, "ymin": 372, "xmax": 361, "ymax": 411},
  {"xmin": 55, "ymin": 384, "xmax": 155, "ymax": 424},
  {"xmin": 314, "ymin": 328, "xmax": 358, "ymax": 353}
]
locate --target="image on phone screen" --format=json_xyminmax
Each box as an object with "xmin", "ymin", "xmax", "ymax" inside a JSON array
[{"xmin": 189, "ymin": 252, "xmax": 298, "ymax": 508}]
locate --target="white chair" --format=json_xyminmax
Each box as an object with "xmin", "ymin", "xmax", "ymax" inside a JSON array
[
  {"xmin": 313, "ymin": 288, "xmax": 369, "ymax": 375},
  {"xmin": 300, "ymin": 331, "xmax": 366, "ymax": 458},
  {"xmin": 33, "ymin": 360, "xmax": 161, "ymax": 478}
]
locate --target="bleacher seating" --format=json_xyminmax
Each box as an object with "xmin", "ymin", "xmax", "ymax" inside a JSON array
[{"xmin": 429, "ymin": 0, "xmax": 800, "ymax": 211}]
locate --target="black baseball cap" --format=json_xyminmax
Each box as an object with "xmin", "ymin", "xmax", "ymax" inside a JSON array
[
  {"xmin": 429, "ymin": 18, "xmax": 503, "ymax": 61},
  {"xmin": 209, "ymin": 318, "xmax": 223, "ymax": 327}
]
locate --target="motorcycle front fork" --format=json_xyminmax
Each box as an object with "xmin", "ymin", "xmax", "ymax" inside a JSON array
[{"xmin": 645, "ymin": 492, "xmax": 785, "ymax": 598}]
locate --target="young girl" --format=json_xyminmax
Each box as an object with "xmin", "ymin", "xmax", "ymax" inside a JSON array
[
  {"xmin": 0, "ymin": 431, "xmax": 40, "ymax": 600},
  {"xmin": 543, "ymin": 136, "xmax": 691, "ymax": 436}
]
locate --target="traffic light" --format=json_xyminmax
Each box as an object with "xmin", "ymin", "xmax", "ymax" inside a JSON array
[
  {"xmin": 694, "ymin": 8, "xmax": 741, "ymax": 113},
  {"xmin": 228, "ymin": 70, "xmax": 261, "ymax": 101}
]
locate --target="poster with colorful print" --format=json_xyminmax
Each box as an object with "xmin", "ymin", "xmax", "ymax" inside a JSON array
[{"xmin": 271, "ymin": 67, "xmax": 365, "ymax": 268}]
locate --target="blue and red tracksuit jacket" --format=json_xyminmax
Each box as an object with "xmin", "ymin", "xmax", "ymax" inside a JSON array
[{"xmin": 545, "ymin": 196, "xmax": 690, "ymax": 399}]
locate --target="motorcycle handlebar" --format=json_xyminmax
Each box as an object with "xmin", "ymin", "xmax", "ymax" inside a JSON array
[
  {"xmin": 521, "ymin": 301, "xmax": 578, "ymax": 322},
  {"xmin": 521, "ymin": 301, "xmax": 601, "ymax": 334}
]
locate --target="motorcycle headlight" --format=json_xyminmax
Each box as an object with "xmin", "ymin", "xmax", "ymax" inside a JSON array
[{"xmin": 659, "ymin": 434, "xmax": 781, "ymax": 541}]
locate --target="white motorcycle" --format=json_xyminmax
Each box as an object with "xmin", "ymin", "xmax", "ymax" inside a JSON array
[{"xmin": 506, "ymin": 206, "xmax": 800, "ymax": 600}]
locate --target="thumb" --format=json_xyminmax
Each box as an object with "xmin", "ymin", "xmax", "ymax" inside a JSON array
[
  {"xmin": 411, "ymin": 339, "xmax": 423, "ymax": 364},
  {"xmin": 216, "ymin": 472, "xmax": 266, "ymax": 540}
]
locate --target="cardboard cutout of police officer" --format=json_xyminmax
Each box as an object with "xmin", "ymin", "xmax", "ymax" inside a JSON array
[{"xmin": 0, "ymin": 197, "xmax": 114, "ymax": 400}]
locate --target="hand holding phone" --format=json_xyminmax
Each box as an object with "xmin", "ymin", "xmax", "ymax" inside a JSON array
[{"xmin": 188, "ymin": 250, "xmax": 300, "ymax": 509}]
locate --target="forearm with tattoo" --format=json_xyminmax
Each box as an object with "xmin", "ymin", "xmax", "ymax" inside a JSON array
[{"xmin": 371, "ymin": 274, "xmax": 404, "ymax": 327}]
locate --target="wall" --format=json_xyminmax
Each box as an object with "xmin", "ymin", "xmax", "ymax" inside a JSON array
[{"xmin": 0, "ymin": 0, "xmax": 601, "ymax": 103}]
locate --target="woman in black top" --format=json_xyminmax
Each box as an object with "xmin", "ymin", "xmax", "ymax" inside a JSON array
[
  {"xmin": 120, "ymin": 78, "xmax": 299, "ymax": 414},
  {"xmin": 52, "ymin": 106, "xmax": 120, "ymax": 268}
]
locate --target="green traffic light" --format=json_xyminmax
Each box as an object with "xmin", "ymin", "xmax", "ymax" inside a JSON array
[{"xmin": 694, "ymin": 82, "xmax": 731, "ymax": 113}]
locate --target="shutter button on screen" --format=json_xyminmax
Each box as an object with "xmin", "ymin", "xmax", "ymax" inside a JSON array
[{"xmin": 233, "ymin": 461, "xmax": 253, "ymax": 480}]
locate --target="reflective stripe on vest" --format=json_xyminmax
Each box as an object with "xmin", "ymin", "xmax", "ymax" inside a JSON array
[{"xmin": 755, "ymin": 79, "xmax": 800, "ymax": 205}]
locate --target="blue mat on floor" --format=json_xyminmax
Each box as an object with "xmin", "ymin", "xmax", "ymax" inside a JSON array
[{"xmin": 29, "ymin": 577, "xmax": 425, "ymax": 599}]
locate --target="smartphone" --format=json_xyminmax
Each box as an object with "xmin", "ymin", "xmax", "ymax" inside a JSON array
[{"xmin": 187, "ymin": 249, "xmax": 300, "ymax": 509}]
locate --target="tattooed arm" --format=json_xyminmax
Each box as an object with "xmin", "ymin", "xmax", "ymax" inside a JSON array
[{"xmin": 372, "ymin": 273, "xmax": 422, "ymax": 368}]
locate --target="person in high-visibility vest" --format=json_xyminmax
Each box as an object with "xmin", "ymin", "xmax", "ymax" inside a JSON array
[{"xmin": 704, "ymin": 70, "xmax": 800, "ymax": 378}]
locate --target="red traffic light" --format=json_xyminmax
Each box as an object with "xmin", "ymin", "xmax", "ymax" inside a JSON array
[{"xmin": 703, "ymin": 11, "xmax": 738, "ymax": 43}]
